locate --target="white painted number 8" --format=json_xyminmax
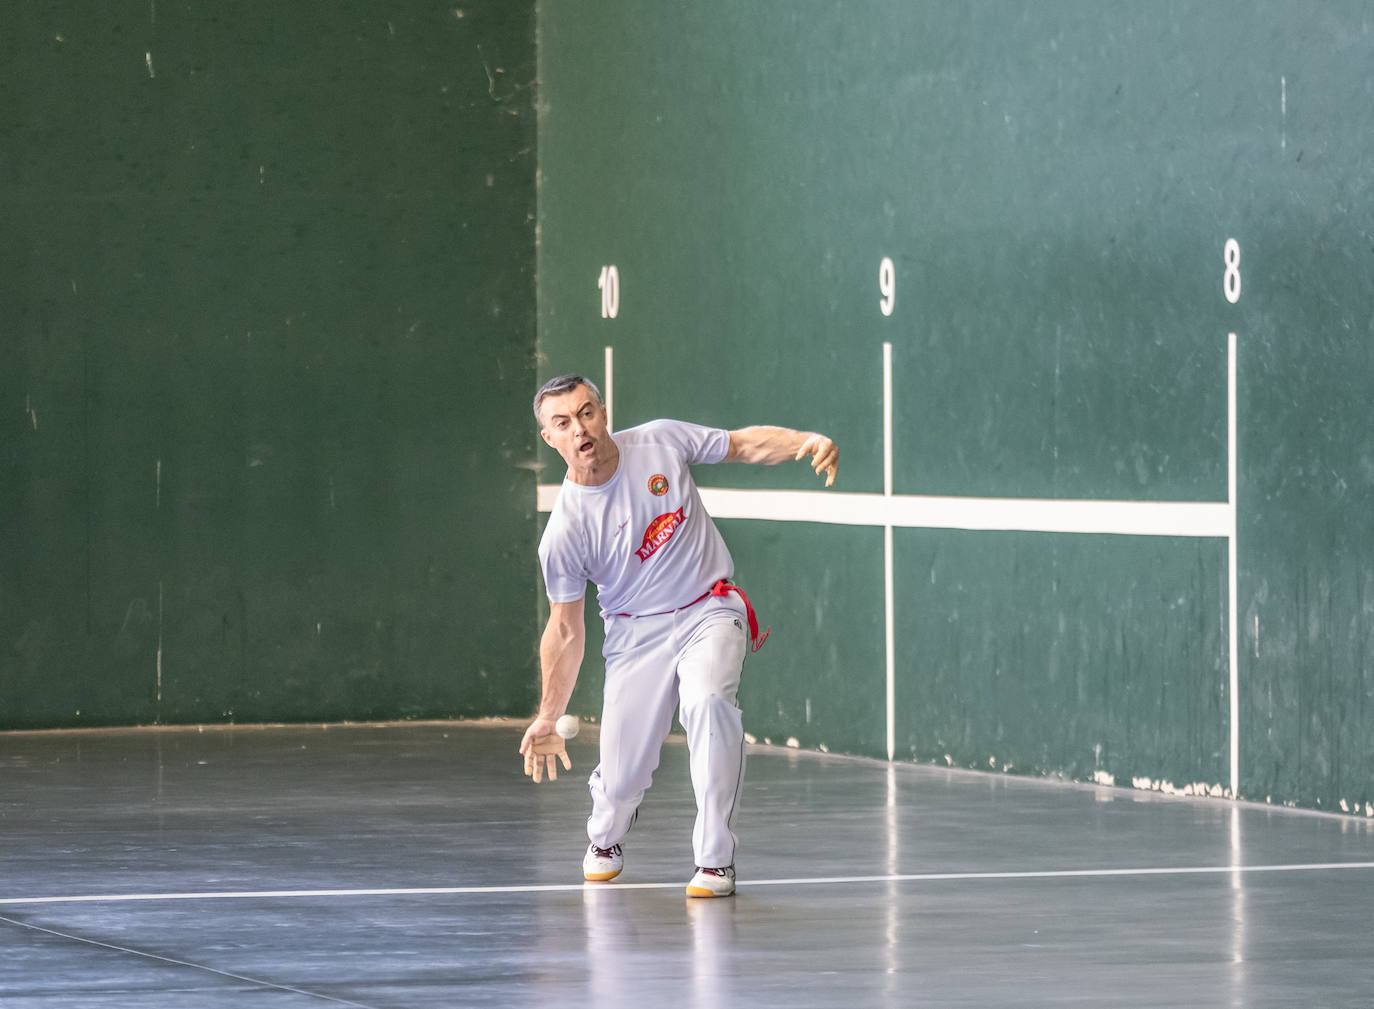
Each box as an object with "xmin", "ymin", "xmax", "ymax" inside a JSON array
[
  {"xmin": 599, "ymin": 265, "xmax": 620, "ymax": 319},
  {"xmin": 1223, "ymin": 239, "xmax": 1241, "ymax": 304},
  {"xmin": 879, "ymin": 257, "xmax": 895, "ymax": 317}
]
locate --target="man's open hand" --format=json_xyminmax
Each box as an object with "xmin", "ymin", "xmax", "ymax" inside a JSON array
[
  {"xmin": 796, "ymin": 434, "xmax": 839, "ymax": 487},
  {"xmin": 519, "ymin": 718, "xmax": 572, "ymax": 783}
]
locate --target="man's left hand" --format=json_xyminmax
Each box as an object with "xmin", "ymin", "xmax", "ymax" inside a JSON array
[{"xmin": 796, "ymin": 434, "xmax": 839, "ymax": 487}]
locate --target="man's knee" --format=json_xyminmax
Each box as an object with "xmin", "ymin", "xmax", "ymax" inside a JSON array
[{"xmin": 679, "ymin": 688, "xmax": 741, "ymax": 720}]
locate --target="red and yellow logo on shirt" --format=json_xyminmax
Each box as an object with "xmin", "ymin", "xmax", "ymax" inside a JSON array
[
  {"xmin": 636, "ymin": 508, "xmax": 685, "ymax": 562},
  {"xmin": 648, "ymin": 474, "xmax": 669, "ymax": 496}
]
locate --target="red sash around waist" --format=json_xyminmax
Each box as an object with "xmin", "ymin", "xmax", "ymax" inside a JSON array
[{"xmin": 616, "ymin": 579, "xmax": 769, "ymax": 653}]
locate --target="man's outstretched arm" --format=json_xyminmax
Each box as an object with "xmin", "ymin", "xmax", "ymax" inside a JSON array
[{"xmin": 726, "ymin": 426, "xmax": 839, "ymax": 486}]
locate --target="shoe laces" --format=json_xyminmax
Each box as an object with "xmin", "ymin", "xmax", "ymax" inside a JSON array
[
  {"xmin": 591, "ymin": 843, "xmax": 621, "ymax": 858},
  {"xmin": 695, "ymin": 866, "xmax": 729, "ymax": 877}
]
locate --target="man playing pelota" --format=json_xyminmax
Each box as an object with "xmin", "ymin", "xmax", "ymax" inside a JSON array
[{"xmin": 521, "ymin": 374, "xmax": 838, "ymax": 898}]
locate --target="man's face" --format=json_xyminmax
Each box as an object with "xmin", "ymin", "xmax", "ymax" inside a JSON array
[{"xmin": 538, "ymin": 385, "xmax": 614, "ymax": 478}]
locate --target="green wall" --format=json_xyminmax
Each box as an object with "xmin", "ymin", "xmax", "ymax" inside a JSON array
[
  {"xmin": 1, "ymin": 2, "xmax": 539, "ymax": 726},
  {"xmin": 6, "ymin": 1, "xmax": 1371, "ymax": 818},
  {"xmin": 537, "ymin": 2, "xmax": 1374, "ymax": 813}
]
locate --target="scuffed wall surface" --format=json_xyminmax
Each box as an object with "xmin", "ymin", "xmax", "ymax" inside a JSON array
[{"xmin": 1, "ymin": 2, "xmax": 538, "ymax": 726}]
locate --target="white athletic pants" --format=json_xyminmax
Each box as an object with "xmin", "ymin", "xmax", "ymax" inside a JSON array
[{"xmin": 587, "ymin": 592, "xmax": 749, "ymax": 868}]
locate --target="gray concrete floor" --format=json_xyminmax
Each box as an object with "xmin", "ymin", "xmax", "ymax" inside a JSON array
[{"xmin": 1, "ymin": 721, "xmax": 1372, "ymax": 1007}]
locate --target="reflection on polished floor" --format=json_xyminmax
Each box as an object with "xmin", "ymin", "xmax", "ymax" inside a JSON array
[{"xmin": 1, "ymin": 721, "xmax": 1372, "ymax": 1007}]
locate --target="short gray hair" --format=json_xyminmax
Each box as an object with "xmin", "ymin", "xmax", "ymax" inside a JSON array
[{"xmin": 533, "ymin": 374, "xmax": 603, "ymax": 426}]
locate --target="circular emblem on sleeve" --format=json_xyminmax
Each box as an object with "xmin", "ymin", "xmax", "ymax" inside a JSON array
[{"xmin": 648, "ymin": 474, "xmax": 669, "ymax": 496}]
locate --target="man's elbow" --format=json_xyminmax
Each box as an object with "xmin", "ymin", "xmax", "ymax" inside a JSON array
[
  {"xmin": 545, "ymin": 608, "xmax": 584, "ymax": 646},
  {"xmin": 726, "ymin": 428, "xmax": 766, "ymax": 464},
  {"xmin": 725, "ymin": 430, "xmax": 744, "ymax": 463}
]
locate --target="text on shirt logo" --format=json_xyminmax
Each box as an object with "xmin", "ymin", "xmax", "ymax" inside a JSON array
[{"xmin": 635, "ymin": 508, "xmax": 686, "ymax": 562}]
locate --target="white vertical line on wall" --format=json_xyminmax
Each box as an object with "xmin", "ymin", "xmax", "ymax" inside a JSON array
[
  {"xmin": 1228, "ymin": 332, "xmax": 1239, "ymax": 799},
  {"xmin": 884, "ymin": 343, "xmax": 894, "ymax": 499},
  {"xmin": 604, "ymin": 345, "xmax": 614, "ymax": 432},
  {"xmin": 884, "ymin": 342, "xmax": 896, "ymax": 763},
  {"xmin": 156, "ymin": 580, "xmax": 164, "ymax": 710}
]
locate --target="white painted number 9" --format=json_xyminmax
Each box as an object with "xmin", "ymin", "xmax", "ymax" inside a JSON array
[
  {"xmin": 1223, "ymin": 239, "xmax": 1241, "ymax": 304},
  {"xmin": 598, "ymin": 265, "xmax": 620, "ymax": 319},
  {"xmin": 879, "ymin": 257, "xmax": 895, "ymax": 317}
]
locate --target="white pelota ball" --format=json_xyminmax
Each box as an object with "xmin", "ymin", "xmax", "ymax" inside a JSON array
[{"xmin": 555, "ymin": 714, "xmax": 580, "ymax": 739}]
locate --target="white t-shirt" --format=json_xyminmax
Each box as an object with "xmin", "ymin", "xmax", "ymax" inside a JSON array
[{"xmin": 539, "ymin": 420, "xmax": 734, "ymax": 618}]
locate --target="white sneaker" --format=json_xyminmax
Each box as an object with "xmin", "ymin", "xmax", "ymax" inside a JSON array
[
  {"xmin": 685, "ymin": 865, "xmax": 736, "ymax": 898},
  {"xmin": 583, "ymin": 843, "xmax": 623, "ymax": 882}
]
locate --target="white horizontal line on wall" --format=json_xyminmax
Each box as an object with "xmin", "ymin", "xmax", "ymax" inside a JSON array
[{"xmin": 537, "ymin": 483, "xmax": 1231, "ymax": 539}]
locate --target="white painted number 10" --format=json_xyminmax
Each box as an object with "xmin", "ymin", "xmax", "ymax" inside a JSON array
[
  {"xmin": 598, "ymin": 265, "xmax": 620, "ymax": 319},
  {"xmin": 1223, "ymin": 239, "xmax": 1241, "ymax": 304},
  {"xmin": 879, "ymin": 257, "xmax": 895, "ymax": 316}
]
